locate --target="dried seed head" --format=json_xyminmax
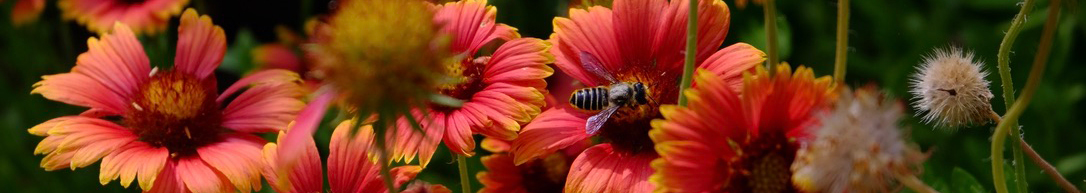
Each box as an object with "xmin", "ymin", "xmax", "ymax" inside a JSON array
[
  {"xmin": 909, "ymin": 47, "xmax": 995, "ymax": 128},
  {"xmin": 792, "ymin": 88, "xmax": 926, "ymax": 193}
]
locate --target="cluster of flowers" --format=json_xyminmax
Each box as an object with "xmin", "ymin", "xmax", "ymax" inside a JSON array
[{"xmin": 24, "ymin": 0, "xmax": 1003, "ymax": 192}]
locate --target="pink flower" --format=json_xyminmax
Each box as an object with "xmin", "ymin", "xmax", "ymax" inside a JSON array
[
  {"xmin": 390, "ymin": 0, "xmax": 555, "ymax": 167},
  {"xmin": 510, "ymin": 0, "xmax": 766, "ymax": 192},
  {"xmin": 30, "ymin": 9, "xmax": 304, "ymax": 192},
  {"xmin": 58, "ymin": 0, "xmax": 189, "ymax": 34}
]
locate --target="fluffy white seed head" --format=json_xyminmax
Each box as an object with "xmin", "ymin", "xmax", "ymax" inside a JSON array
[
  {"xmin": 909, "ymin": 47, "xmax": 995, "ymax": 129},
  {"xmin": 792, "ymin": 88, "xmax": 925, "ymax": 193}
]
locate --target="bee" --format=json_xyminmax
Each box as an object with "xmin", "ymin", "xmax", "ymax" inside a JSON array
[{"xmin": 569, "ymin": 52, "xmax": 650, "ymax": 135}]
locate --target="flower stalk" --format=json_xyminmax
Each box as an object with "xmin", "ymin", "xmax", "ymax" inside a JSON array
[
  {"xmin": 833, "ymin": 0, "xmax": 849, "ymax": 82},
  {"xmin": 993, "ymin": 0, "xmax": 1037, "ymax": 191},
  {"xmin": 677, "ymin": 0, "xmax": 699, "ymax": 106},
  {"xmin": 459, "ymin": 155, "xmax": 471, "ymax": 193},
  {"xmin": 764, "ymin": 0, "xmax": 779, "ymax": 72},
  {"xmin": 991, "ymin": 0, "xmax": 1059, "ymax": 192}
]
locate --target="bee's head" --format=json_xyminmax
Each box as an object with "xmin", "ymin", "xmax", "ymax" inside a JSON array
[{"xmin": 633, "ymin": 82, "xmax": 648, "ymax": 104}]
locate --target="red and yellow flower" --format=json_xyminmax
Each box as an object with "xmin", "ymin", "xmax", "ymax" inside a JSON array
[
  {"xmin": 58, "ymin": 0, "xmax": 188, "ymax": 34},
  {"xmin": 262, "ymin": 119, "xmax": 448, "ymax": 193},
  {"xmin": 649, "ymin": 65, "xmax": 836, "ymax": 192},
  {"xmin": 510, "ymin": 0, "xmax": 766, "ymax": 192},
  {"xmin": 388, "ymin": 0, "xmax": 555, "ymax": 167},
  {"xmin": 29, "ymin": 9, "xmax": 304, "ymax": 192},
  {"xmin": 477, "ymin": 137, "xmax": 590, "ymax": 193}
]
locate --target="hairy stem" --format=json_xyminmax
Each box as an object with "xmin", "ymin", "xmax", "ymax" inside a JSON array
[
  {"xmin": 763, "ymin": 0, "xmax": 779, "ymax": 71},
  {"xmin": 1018, "ymin": 137, "xmax": 1082, "ymax": 193},
  {"xmin": 833, "ymin": 0, "xmax": 849, "ymax": 82},
  {"xmin": 677, "ymin": 0, "xmax": 698, "ymax": 106},
  {"xmin": 991, "ymin": 0, "xmax": 1058, "ymax": 192}
]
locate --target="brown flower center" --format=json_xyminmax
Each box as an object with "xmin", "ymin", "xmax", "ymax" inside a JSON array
[
  {"xmin": 723, "ymin": 133, "xmax": 800, "ymax": 193},
  {"xmin": 126, "ymin": 70, "xmax": 222, "ymax": 156},
  {"xmin": 434, "ymin": 57, "xmax": 488, "ymax": 111},
  {"xmin": 519, "ymin": 153, "xmax": 570, "ymax": 193},
  {"xmin": 597, "ymin": 67, "xmax": 680, "ymax": 153}
]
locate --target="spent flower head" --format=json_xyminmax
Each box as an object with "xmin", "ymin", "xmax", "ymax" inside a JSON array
[
  {"xmin": 308, "ymin": 0, "xmax": 452, "ymax": 118},
  {"xmin": 792, "ymin": 87, "xmax": 927, "ymax": 193},
  {"xmin": 910, "ymin": 47, "xmax": 995, "ymax": 128}
]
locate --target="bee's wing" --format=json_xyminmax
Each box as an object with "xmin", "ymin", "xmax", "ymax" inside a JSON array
[
  {"xmin": 585, "ymin": 105, "xmax": 619, "ymax": 135},
  {"xmin": 579, "ymin": 51, "xmax": 618, "ymax": 84}
]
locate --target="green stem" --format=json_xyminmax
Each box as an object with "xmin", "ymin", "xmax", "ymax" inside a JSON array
[
  {"xmin": 991, "ymin": 0, "xmax": 1057, "ymax": 192},
  {"xmin": 1018, "ymin": 137, "xmax": 1082, "ymax": 193},
  {"xmin": 677, "ymin": 0, "xmax": 698, "ymax": 106},
  {"xmin": 458, "ymin": 155, "xmax": 471, "ymax": 193},
  {"xmin": 369, "ymin": 118, "xmax": 399, "ymax": 193},
  {"xmin": 763, "ymin": 0, "xmax": 779, "ymax": 71},
  {"xmin": 833, "ymin": 0, "xmax": 849, "ymax": 82}
]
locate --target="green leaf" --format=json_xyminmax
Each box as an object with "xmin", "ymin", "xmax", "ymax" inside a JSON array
[
  {"xmin": 950, "ymin": 167, "xmax": 987, "ymax": 193},
  {"xmin": 220, "ymin": 29, "xmax": 259, "ymax": 74}
]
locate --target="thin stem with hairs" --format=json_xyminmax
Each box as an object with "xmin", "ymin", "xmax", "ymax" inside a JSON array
[
  {"xmin": 993, "ymin": 0, "xmax": 1038, "ymax": 191},
  {"xmin": 833, "ymin": 0, "xmax": 849, "ymax": 82},
  {"xmin": 991, "ymin": 0, "xmax": 1059, "ymax": 192}
]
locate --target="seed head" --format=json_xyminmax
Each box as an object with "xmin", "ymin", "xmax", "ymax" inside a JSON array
[
  {"xmin": 792, "ymin": 88, "xmax": 926, "ymax": 193},
  {"xmin": 909, "ymin": 47, "xmax": 995, "ymax": 128}
]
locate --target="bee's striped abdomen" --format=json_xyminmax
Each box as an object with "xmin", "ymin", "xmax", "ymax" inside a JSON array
[{"xmin": 570, "ymin": 87, "xmax": 609, "ymax": 111}]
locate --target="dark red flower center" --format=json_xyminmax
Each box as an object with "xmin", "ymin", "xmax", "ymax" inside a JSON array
[
  {"xmin": 519, "ymin": 154, "xmax": 571, "ymax": 193},
  {"xmin": 125, "ymin": 70, "xmax": 222, "ymax": 156},
  {"xmin": 722, "ymin": 132, "xmax": 800, "ymax": 193},
  {"xmin": 434, "ymin": 57, "xmax": 488, "ymax": 111},
  {"xmin": 596, "ymin": 66, "xmax": 680, "ymax": 153}
]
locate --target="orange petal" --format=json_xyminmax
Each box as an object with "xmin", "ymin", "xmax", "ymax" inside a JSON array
[
  {"xmin": 565, "ymin": 144, "xmax": 654, "ymax": 193},
  {"xmin": 550, "ymin": 6, "xmax": 620, "ymax": 86},
  {"xmin": 511, "ymin": 107, "xmax": 593, "ymax": 165},
  {"xmin": 433, "ymin": 0, "xmax": 518, "ymax": 56},
  {"xmin": 197, "ymin": 134, "xmax": 266, "ymax": 193},
  {"xmin": 174, "ymin": 8, "xmax": 226, "ymax": 79},
  {"xmin": 696, "ymin": 43, "xmax": 765, "ymax": 92}
]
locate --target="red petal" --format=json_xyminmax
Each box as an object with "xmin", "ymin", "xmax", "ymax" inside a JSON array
[{"xmin": 174, "ymin": 9, "xmax": 226, "ymax": 79}]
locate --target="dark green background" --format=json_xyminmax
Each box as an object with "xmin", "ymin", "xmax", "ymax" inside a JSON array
[{"xmin": 1, "ymin": 0, "xmax": 1083, "ymax": 192}]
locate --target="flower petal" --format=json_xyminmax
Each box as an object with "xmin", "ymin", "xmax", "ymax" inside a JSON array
[
  {"xmin": 176, "ymin": 156, "xmax": 234, "ymax": 193},
  {"xmin": 11, "ymin": 0, "xmax": 45, "ymax": 26},
  {"xmin": 565, "ymin": 144, "xmax": 654, "ymax": 193},
  {"xmin": 221, "ymin": 73, "xmax": 304, "ymax": 133},
  {"xmin": 511, "ymin": 107, "xmax": 593, "ymax": 165},
  {"xmin": 197, "ymin": 133, "xmax": 266, "ymax": 193},
  {"xmin": 696, "ymin": 43, "xmax": 765, "ymax": 92},
  {"xmin": 612, "ymin": 0, "xmax": 664, "ymax": 65},
  {"xmin": 98, "ymin": 141, "xmax": 168, "ymax": 190},
  {"xmin": 144, "ymin": 160, "xmax": 189, "ymax": 193},
  {"xmin": 174, "ymin": 8, "xmax": 226, "ymax": 79},
  {"xmin": 32, "ymin": 23, "xmax": 150, "ymax": 113},
  {"xmin": 276, "ymin": 91, "xmax": 333, "ymax": 174},
  {"xmin": 652, "ymin": 0, "xmax": 732, "ymax": 71},
  {"xmin": 484, "ymin": 38, "xmax": 555, "ymax": 84},
  {"xmin": 443, "ymin": 111, "xmax": 476, "ymax": 156},
  {"xmin": 551, "ymin": 6, "xmax": 621, "ymax": 86},
  {"xmin": 261, "ymin": 131, "xmax": 323, "ymax": 193},
  {"xmin": 433, "ymin": 0, "xmax": 518, "ymax": 56},
  {"xmin": 38, "ymin": 118, "xmax": 136, "ymax": 171}
]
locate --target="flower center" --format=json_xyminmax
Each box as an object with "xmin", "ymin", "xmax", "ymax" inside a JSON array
[
  {"xmin": 434, "ymin": 57, "xmax": 488, "ymax": 111},
  {"xmin": 519, "ymin": 154, "xmax": 569, "ymax": 193},
  {"xmin": 597, "ymin": 69, "xmax": 680, "ymax": 153},
  {"xmin": 125, "ymin": 70, "xmax": 222, "ymax": 156},
  {"xmin": 724, "ymin": 133, "xmax": 799, "ymax": 193}
]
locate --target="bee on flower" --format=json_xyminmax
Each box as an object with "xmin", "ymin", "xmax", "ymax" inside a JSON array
[{"xmin": 509, "ymin": 0, "xmax": 769, "ymax": 192}]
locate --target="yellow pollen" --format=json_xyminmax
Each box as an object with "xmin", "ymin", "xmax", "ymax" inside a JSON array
[
  {"xmin": 140, "ymin": 76, "xmax": 207, "ymax": 118},
  {"xmin": 184, "ymin": 127, "xmax": 192, "ymax": 139}
]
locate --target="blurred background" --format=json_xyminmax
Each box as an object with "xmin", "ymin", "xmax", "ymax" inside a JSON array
[{"xmin": 1, "ymin": 0, "xmax": 1083, "ymax": 192}]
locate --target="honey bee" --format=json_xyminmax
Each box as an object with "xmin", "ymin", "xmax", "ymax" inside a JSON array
[{"xmin": 569, "ymin": 52, "xmax": 650, "ymax": 135}]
